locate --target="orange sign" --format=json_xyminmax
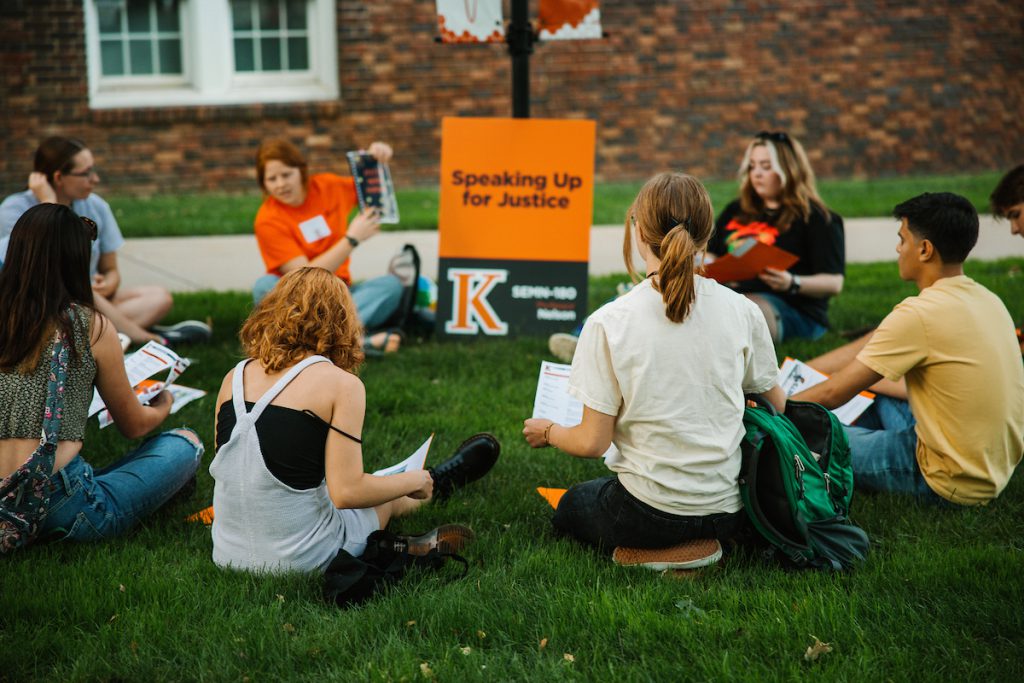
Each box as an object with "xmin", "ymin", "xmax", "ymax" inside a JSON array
[{"xmin": 439, "ymin": 117, "xmax": 595, "ymax": 262}]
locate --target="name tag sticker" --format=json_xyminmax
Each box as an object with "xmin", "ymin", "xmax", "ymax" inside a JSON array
[{"xmin": 298, "ymin": 215, "xmax": 331, "ymax": 243}]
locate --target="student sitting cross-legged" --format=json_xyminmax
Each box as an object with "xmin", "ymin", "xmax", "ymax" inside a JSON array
[
  {"xmin": 210, "ymin": 267, "xmax": 498, "ymax": 574},
  {"xmin": 523, "ymin": 173, "xmax": 786, "ymax": 571},
  {"xmin": 793, "ymin": 192, "xmax": 1024, "ymax": 506}
]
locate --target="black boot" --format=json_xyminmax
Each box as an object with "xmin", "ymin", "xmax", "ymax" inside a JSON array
[{"xmin": 428, "ymin": 433, "xmax": 500, "ymax": 501}]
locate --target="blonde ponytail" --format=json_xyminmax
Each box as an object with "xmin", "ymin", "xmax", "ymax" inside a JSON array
[{"xmin": 623, "ymin": 173, "xmax": 715, "ymax": 323}]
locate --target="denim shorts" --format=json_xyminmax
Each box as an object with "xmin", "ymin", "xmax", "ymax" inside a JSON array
[
  {"xmin": 842, "ymin": 396, "xmax": 947, "ymax": 505},
  {"xmin": 757, "ymin": 293, "xmax": 827, "ymax": 342},
  {"xmin": 551, "ymin": 475, "xmax": 745, "ymax": 554},
  {"xmin": 40, "ymin": 429, "xmax": 204, "ymax": 542}
]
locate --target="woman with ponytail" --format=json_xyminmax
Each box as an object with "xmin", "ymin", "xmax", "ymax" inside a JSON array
[{"xmin": 523, "ymin": 173, "xmax": 785, "ymax": 570}]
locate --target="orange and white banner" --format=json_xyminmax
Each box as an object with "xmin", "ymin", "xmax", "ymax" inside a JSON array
[
  {"xmin": 435, "ymin": 0, "xmax": 505, "ymax": 44},
  {"xmin": 437, "ymin": 117, "xmax": 596, "ymax": 338},
  {"xmin": 537, "ymin": 0, "xmax": 602, "ymax": 41}
]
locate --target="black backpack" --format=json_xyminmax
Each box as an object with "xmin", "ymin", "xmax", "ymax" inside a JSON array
[{"xmin": 739, "ymin": 396, "xmax": 870, "ymax": 570}]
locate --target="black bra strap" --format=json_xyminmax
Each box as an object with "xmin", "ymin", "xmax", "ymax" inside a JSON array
[{"xmin": 301, "ymin": 409, "xmax": 362, "ymax": 444}]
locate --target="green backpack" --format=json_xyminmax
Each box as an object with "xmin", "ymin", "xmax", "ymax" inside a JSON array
[{"xmin": 739, "ymin": 397, "xmax": 870, "ymax": 570}]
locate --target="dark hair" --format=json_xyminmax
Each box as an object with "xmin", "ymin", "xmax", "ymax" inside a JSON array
[
  {"xmin": 34, "ymin": 136, "xmax": 89, "ymax": 187},
  {"xmin": 892, "ymin": 192, "xmax": 979, "ymax": 264},
  {"xmin": 623, "ymin": 173, "xmax": 715, "ymax": 323},
  {"xmin": 255, "ymin": 138, "xmax": 309, "ymax": 192},
  {"xmin": 990, "ymin": 165, "xmax": 1024, "ymax": 216},
  {"xmin": 0, "ymin": 203, "xmax": 96, "ymax": 369}
]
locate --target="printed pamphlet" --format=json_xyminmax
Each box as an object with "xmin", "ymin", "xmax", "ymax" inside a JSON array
[
  {"xmin": 373, "ymin": 434, "xmax": 433, "ymax": 476},
  {"xmin": 778, "ymin": 357, "xmax": 874, "ymax": 425},
  {"xmin": 703, "ymin": 238, "xmax": 799, "ymax": 283},
  {"xmin": 347, "ymin": 151, "xmax": 400, "ymax": 224}
]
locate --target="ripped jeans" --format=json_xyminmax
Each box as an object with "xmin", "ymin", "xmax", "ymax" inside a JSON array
[{"xmin": 40, "ymin": 429, "xmax": 204, "ymax": 542}]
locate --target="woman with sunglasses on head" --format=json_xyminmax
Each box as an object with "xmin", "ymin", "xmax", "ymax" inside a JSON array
[
  {"xmin": 0, "ymin": 136, "xmax": 211, "ymax": 349},
  {"xmin": 0, "ymin": 203, "xmax": 204, "ymax": 548},
  {"xmin": 523, "ymin": 173, "xmax": 785, "ymax": 570},
  {"xmin": 708, "ymin": 131, "xmax": 845, "ymax": 343},
  {"xmin": 251, "ymin": 139, "xmax": 405, "ymax": 355}
]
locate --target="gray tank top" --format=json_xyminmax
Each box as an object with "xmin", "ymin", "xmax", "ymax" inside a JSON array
[{"xmin": 210, "ymin": 356, "xmax": 356, "ymax": 574}]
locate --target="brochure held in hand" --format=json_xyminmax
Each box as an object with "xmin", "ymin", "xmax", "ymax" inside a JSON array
[{"xmin": 346, "ymin": 151, "xmax": 399, "ymax": 224}]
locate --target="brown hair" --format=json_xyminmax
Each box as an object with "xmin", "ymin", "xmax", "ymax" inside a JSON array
[
  {"xmin": 0, "ymin": 203, "xmax": 97, "ymax": 369},
  {"xmin": 991, "ymin": 164, "xmax": 1024, "ymax": 216},
  {"xmin": 34, "ymin": 136, "xmax": 89, "ymax": 187},
  {"xmin": 240, "ymin": 268, "xmax": 363, "ymax": 373},
  {"xmin": 623, "ymin": 173, "xmax": 715, "ymax": 323},
  {"xmin": 737, "ymin": 134, "xmax": 829, "ymax": 230},
  {"xmin": 255, "ymin": 139, "xmax": 309, "ymax": 192}
]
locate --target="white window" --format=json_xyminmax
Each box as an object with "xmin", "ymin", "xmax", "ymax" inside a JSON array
[{"xmin": 84, "ymin": 0, "xmax": 338, "ymax": 109}]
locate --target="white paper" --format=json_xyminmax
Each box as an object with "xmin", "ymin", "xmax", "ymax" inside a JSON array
[
  {"xmin": 97, "ymin": 383, "xmax": 207, "ymax": 429},
  {"xmin": 373, "ymin": 434, "xmax": 433, "ymax": 477},
  {"xmin": 88, "ymin": 341, "xmax": 190, "ymax": 417},
  {"xmin": 532, "ymin": 361, "xmax": 583, "ymax": 426},
  {"xmin": 778, "ymin": 357, "xmax": 874, "ymax": 426}
]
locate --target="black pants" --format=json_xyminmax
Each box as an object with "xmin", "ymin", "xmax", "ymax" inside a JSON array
[{"xmin": 552, "ymin": 476, "xmax": 745, "ymax": 555}]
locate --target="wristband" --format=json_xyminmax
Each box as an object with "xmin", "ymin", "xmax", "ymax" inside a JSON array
[
  {"xmin": 543, "ymin": 423, "xmax": 553, "ymax": 447},
  {"xmin": 346, "ymin": 235, "xmax": 360, "ymax": 248},
  {"xmin": 788, "ymin": 273, "xmax": 801, "ymax": 294}
]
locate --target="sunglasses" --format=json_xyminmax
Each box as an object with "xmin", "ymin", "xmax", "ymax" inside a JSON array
[
  {"xmin": 756, "ymin": 130, "xmax": 791, "ymax": 145},
  {"xmin": 80, "ymin": 216, "xmax": 98, "ymax": 241}
]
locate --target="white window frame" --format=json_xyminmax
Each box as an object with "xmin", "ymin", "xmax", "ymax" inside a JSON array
[{"xmin": 84, "ymin": 0, "xmax": 339, "ymax": 109}]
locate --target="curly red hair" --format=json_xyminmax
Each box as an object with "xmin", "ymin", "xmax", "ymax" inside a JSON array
[{"xmin": 240, "ymin": 268, "xmax": 363, "ymax": 373}]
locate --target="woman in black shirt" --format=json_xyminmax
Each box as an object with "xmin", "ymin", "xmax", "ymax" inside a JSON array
[{"xmin": 708, "ymin": 131, "xmax": 844, "ymax": 342}]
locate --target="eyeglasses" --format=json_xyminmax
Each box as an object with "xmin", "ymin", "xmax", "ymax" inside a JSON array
[
  {"xmin": 755, "ymin": 131, "xmax": 791, "ymax": 145},
  {"xmin": 80, "ymin": 216, "xmax": 98, "ymax": 241},
  {"xmin": 65, "ymin": 167, "xmax": 98, "ymax": 178}
]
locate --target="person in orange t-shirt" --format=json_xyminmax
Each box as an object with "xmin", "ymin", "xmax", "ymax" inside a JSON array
[{"xmin": 252, "ymin": 139, "xmax": 402, "ymax": 354}]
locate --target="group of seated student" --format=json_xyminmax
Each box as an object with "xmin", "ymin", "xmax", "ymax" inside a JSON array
[
  {"xmin": 0, "ymin": 201, "xmax": 500, "ymax": 564},
  {"xmin": 1, "ymin": 131, "xmax": 1021, "ymax": 577},
  {"xmin": 0, "ymin": 137, "xmax": 212, "ymax": 349},
  {"xmin": 525, "ymin": 169, "xmax": 1023, "ymax": 569}
]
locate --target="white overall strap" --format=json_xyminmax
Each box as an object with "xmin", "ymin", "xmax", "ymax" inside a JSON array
[
  {"xmin": 230, "ymin": 358, "xmax": 251, "ymax": 421},
  {"xmin": 247, "ymin": 355, "xmax": 330, "ymax": 422}
]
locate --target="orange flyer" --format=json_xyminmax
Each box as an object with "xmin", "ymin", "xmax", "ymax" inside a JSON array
[{"xmin": 703, "ymin": 238, "xmax": 799, "ymax": 283}]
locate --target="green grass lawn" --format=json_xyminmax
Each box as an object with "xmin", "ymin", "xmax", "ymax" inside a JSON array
[
  {"xmin": 108, "ymin": 171, "xmax": 1005, "ymax": 237},
  {"xmin": 3, "ymin": 260, "xmax": 1023, "ymax": 681}
]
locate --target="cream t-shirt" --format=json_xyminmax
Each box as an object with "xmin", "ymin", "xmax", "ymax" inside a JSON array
[
  {"xmin": 857, "ymin": 275, "xmax": 1024, "ymax": 504},
  {"xmin": 569, "ymin": 277, "xmax": 779, "ymax": 515}
]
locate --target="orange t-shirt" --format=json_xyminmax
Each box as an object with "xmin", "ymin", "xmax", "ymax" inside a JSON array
[{"xmin": 254, "ymin": 173, "xmax": 358, "ymax": 283}]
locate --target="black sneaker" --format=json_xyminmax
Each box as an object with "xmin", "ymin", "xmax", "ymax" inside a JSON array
[
  {"xmin": 428, "ymin": 433, "xmax": 500, "ymax": 501},
  {"xmin": 151, "ymin": 320, "xmax": 212, "ymax": 346}
]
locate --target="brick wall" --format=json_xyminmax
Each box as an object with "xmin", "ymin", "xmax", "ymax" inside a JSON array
[{"xmin": 1, "ymin": 0, "xmax": 1021, "ymax": 197}]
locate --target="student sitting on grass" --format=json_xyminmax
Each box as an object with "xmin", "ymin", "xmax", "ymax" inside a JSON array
[
  {"xmin": 0, "ymin": 204, "xmax": 204, "ymax": 546},
  {"xmin": 251, "ymin": 139, "xmax": 404, "ymax": 356},
  {"xmin": 708, "ymin": 131, "xmax": 845, "ymax": 343},
  {"xmin": 211, "ymin": 267, "xmax": 499, "ymax": 574},
  {"xmin": 793, "ymin": 192, "xmax": 1024, "ymax": 506},
  {"xmin": 523, "ymin": 173, "xmax": 786, "ymax": 570},
  {"xmin": 0, "ymin": 136, "xmax": 211, "ymax": 349}
]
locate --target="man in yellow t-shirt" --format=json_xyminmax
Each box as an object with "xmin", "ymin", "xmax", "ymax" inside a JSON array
[{"xmin": 795, "ymin": 192, "xmax": 1024, "ymax": 505}]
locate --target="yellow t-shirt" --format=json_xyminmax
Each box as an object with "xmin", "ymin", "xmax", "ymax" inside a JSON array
[{"xmin": 857, "ymin": 275, "xmax": 1024, "ymax": 504}]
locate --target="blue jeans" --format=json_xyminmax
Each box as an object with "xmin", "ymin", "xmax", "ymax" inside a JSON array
[
  {"xmin": 40, "ymin": 429, "xmax": 204, "ymax": 542},
  {"xmin": 253, "ymin": 273, "xmax": 403, "ymax": 331},
  {"xmin": 843, "ymin": 396, "xmax": 946, "ymax": 504},
  {"xmin": 757, "ymin": 293, "xmax": 827, "ymax": 342},
  {"xmin": 552, "ymin": 476, "xmax": 745, "ymax": 554}
]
